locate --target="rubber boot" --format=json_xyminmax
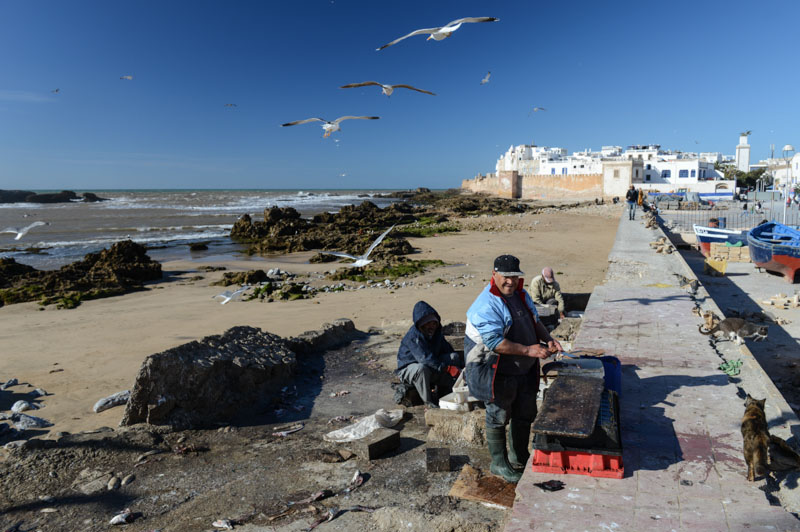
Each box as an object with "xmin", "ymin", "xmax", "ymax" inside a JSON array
[
  {"xmin": 507, "ymin": 420, "xmax": 532, "ymax": 472},
  {"xmin": 486, "ymin": 427, "xmax": 522, "ymax": 483}
]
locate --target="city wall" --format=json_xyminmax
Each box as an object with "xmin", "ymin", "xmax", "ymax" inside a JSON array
[{"xmin": 461, "ymin": 171, "xmax": 603, "ymax": 200}]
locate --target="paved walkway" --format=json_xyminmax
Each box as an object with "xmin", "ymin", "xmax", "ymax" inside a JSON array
[{"xmin": 505, "ymin": 214, "xmax": 800, "ymax": 531}]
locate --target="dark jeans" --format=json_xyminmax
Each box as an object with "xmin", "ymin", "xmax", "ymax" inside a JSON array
[
  {"xmin": 627, "ymin": 200, "xmax": 636, "ymax": 219},
  {"xmin": 397, "ymin": 352, "xmax": 462, "ymax": 406}
]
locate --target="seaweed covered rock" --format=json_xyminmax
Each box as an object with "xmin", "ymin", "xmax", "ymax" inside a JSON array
[
  {"xmin": 0, "ymin": 240, "xmax": 162, "ymax": 307},
  {"xmin": 212, "ymin": 269, "xmax": 268, "ymax": 286},
  {"xmin": 120, "ymin": 326, "xmax": 297, "ymax": 428}
]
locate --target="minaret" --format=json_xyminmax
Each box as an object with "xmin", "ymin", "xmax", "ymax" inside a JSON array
[{"xmin": 735, "ymin": 133, "xmax": 751, "ymax": 172}]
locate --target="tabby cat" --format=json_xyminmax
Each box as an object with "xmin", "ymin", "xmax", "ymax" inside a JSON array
[
  {"xmin": 698, "ymin": 318, "xmax": 768, "ymax": 345},
  {"xmin": 741, "ymin": 395, "xmax": 770, "ymax": 481}
]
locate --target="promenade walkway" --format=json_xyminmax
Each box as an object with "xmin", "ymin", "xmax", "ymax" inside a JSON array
[{"xmin": 505, "ymin": 213, "xmax": 800, "ymax": 531}]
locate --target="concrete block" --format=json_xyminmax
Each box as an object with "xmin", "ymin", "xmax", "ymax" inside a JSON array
[
  {"xmin": 426, "ymin": 447, "xmax": 450, "ymax": 472},
  {"xmin": 426, "ymin": 408, "xmax": 486, "ymax": 447},
  {"xmin": 348, "ymin": 428, "xmax": 400, "ymax": 460}
]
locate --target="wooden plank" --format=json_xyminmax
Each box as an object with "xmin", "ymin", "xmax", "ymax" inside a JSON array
[
  {"xmin": 448, "ymin": 464, "xmax": 516, "ymax": 508},
  {"xmin": 532, "ymin": 376, "xmax": 604, "ymax": 437}
]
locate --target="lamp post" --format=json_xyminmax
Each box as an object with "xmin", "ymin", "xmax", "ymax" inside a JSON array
[{"xmin": 782, "ymin": 145, "xmax": 795, "ymax": 224}]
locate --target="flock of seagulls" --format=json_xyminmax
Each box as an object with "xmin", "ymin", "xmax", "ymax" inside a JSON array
[
  {"xmin": 1, "ymin": 221, "xmax": 48, "ymax": 241},
  {"xmin": 280, "ymin": 15, "xmax": 500, "ymax": 138}
]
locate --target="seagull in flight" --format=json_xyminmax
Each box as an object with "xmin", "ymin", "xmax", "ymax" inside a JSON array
[
  {"xmin": 51, "ymin": 88, "xmax": 60, "ymax": 94},
  {"xmin": 281, "ymin": 116, "xmax": 380, "ymax": 138},
  {"xmin": 120, "ymin": 75, "xmax": 133, "ymax": 80},
  {"xmin": 318, "ymin": 225, "xmax": 395, "ymax": 268},
  {"xmin": 212, "ymin": 285, "xmax": 251, "ymax": 305},
  {"xmin": 224, "ymin": 103, "xmax": 237, "ymax": 108},
  {"xmin": 377, "ymin": 17, "xmax": 499, "ymax": 51},
  {"xmin": 1, "ymin": 221, "xmax": 48, "ymax": 241},
  {"xmin": 529, "ymin": 107, "xmax": 546, "ymax": 115},
  {"xmin": 480, "ymin": 71, "xmax": 491, "ymax": 85},
  {"xmin": 340, "ymin": 81, "xmax": 435, "ymax": 97}
]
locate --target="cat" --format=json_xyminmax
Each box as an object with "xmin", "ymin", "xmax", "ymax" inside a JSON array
[
  {"xmin": 741, "ymin": 395, "xmax": 770, "ymax": 481},
  {"xmin": 698, "ymin": 318, "xmax": 768, "ymax": 345}
]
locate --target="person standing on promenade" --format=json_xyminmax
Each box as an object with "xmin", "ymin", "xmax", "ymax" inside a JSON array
[
  {"xmin": 464, "ymin": 255, "xmax": 562, "ymax": 482},
  {"xmin": 530, "ymin": 267, "xmax": 566, "ymax": 320},
  {"xmin": 626, "ymin": 185, "xmax": 638, "ymax": 220},
  {"xmin": 396, "ymin": 301, "xmax": 463, "ymax": 408}
]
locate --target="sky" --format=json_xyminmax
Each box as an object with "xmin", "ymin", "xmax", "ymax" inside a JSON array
[{"xmin": 1, "ymin": 0, "xmax": 798, "ymax": 190}]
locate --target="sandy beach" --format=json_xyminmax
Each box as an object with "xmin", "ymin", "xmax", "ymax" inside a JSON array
[{"xmin": 0, "ymin": 203, "xmax": 621, "ymax": 436}]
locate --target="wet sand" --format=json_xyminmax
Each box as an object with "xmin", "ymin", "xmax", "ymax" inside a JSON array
[{"xmin": 0, "ymin": 204, "xmax": 621, "ymax": 436}]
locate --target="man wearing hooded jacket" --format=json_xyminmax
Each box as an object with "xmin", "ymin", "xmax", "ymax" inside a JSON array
[
  {"xmin": 396, "ymin": 301, "xmax": 463, "ymax": 408},
  {"xmin": 464, "ymin": 255, "xmax": 562, "ymax": 483}
]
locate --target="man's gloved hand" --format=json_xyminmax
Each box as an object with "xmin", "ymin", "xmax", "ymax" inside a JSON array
[{"xmin": 445, "ymin": 365, "xmax": 461, "ymax": 378}]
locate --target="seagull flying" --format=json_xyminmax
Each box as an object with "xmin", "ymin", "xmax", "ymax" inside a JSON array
[
  {"xmin": 51, "ymin": 88, "xmax": 60, "ymax": 94},
  {"xmin": 340, "ymin": 81, "xmax": 435, "ymax": 97},
  {"xmin": 281, "ymin": 116, "xmax": 380, "ymax": 138},
  {"xmin": 1, "ymin": 221, "xmax": 48, "ymax": 241},
  {"xmin": 480, "ymin": 71, "xmax": 491, "ymax": 85},
  {"xmin": 529, "ymin": 107, "xmax": 546, "ymax": 115},
  {"xmin": 224, "ymin": 103, "xmax": 237, "ymax": 108},
  {"xmin": 377, "ymin": 17, "xmax": 499, "ymax": 51},
  {"xmin": 318, "ymin": 225, "xmax": 395, "ymax": 268},
  {"xmin": 212, "ymin": 285, "xmax": 251, "ymax": 305},
  {"xmin": 120, "ymin": 75, "xmax": 133, "ymax": 80}
]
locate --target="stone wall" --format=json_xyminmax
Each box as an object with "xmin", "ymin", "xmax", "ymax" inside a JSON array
[{"xmin": 462, "ymin": 172, "xmax": 602, "ymax": 200}]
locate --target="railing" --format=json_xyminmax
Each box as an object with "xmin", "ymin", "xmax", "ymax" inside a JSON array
[{"xmin": 656, "ymin": 200, "xmax": 800, "ymax": 232}]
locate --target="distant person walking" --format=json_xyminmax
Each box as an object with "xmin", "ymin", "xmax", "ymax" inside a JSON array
[{"xmin": 626, "ymin": 185, "xmax": 638, "ymax": 220}]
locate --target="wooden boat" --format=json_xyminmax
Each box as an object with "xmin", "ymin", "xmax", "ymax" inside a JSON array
[
  {"xmin": 692, "ymin": 224, "xmax": 747, "ymax": 258},
  {"xmin": 747, "ymin": 222, "xmax": 800, "ymax": 283}
]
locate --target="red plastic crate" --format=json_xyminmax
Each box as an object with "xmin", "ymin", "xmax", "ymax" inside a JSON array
[{"xmin": 531, "ymin": 449, "xmax": 624, "ymax": 479}]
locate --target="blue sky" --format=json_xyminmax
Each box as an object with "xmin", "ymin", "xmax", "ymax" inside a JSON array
[{"xmin": 1, "ymin": 0, "xmax": 798, "ymax": 190}]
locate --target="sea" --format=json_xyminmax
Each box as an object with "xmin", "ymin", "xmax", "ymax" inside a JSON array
[{"xmin": 0, "ymin": 189, "xmax": 401, "ymax": 270}]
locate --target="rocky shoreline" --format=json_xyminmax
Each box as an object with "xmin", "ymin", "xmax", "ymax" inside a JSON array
[{"xmin": 0, "ymin": 189, "xmax": 108, "ymax": 204}]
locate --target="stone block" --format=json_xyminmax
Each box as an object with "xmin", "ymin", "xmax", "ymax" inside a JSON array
[
  {"xmin": 348, "ymin": 428, "xmax": 400, "ymax": 460},
  {"xmin": 426, "ymin": 447, "xmax": 450, "ymax": 472},
  {"xmin": 426, "ymin": 408, "xmax": 486, "ymax": 447}
]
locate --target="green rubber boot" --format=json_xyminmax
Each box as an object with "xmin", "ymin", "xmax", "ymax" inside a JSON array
[
  {"xmin": 486, "ymin": 427, "xmax": 522, "ymax": 483},
  {"xmin": 507, "ymin": 420, "xmax": 532, "ymax": 472}
]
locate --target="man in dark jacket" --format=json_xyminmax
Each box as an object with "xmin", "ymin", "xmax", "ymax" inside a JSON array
[
  {"xmin": 625, "ymin": 185, "xmax": 638, "ymax": 220},
  {"xmin": 396, "ymin": 301, "xmax": 463, "ymax": 408}
]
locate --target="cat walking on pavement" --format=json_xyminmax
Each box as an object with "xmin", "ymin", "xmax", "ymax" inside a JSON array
[{"xmin": 699, "ymin": 318, "xmax": 768, "ymax": 345}]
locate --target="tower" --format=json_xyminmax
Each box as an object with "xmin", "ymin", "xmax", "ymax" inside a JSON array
[{"xmin": 735, "ymin": 132, "xmax": 751, "ymax": 172}]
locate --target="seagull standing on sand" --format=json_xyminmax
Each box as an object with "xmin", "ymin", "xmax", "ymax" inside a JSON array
[
  {"xmin": 318, "ymin": 225, "xmax": 395, "ymax": 268},
  {"xmin": 377, "ymin": 17, "xmax": 499, "ymax": 50},
  {"xmin": 480, "ymin": 71, "xmax": 491, "ymax": 85},
  {"xmin": 212, "ymin": 285, "xmax": 251, "ymax": 305},
  {"xmin": 281, "ymin": 116, "xmax": 380, "ymax": 138},
  {"xmin": 1, "ymin": 221, "xmax": 48, "ymax": 241},
  {"xmin": 339, "ymin": 81, "xmax": 435, "ymax": 97}
]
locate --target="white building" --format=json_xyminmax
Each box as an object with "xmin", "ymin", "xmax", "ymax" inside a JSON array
[{"xmin": 735, "ymin": 133, "xmax": 751, "ymax": 172}]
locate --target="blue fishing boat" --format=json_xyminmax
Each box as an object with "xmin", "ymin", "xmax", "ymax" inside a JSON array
[
  {"xmin": 747, "ymin": 222, "xmax": 800, "ymax": 283},
  {"xmin": 692, "ymin": 224, "xmax": 748, "ymax": 258}
]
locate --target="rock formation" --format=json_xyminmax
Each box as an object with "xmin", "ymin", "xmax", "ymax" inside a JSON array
[
  {"xmin": 0, "ymin": 189, "xmax": 108, "ymax": 203},
  {"xmin": 0, "ymin": 240, "xmax": 162, "ymax": 307}
]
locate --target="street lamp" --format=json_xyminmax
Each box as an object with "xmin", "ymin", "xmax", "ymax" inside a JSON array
[{"xmin": 781, "ymin": 144, "xmax": 795, "ymax": 224}]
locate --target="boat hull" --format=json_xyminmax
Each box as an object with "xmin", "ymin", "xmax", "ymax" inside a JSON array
[
  {"xmin": 692, "ymin": 225, "xmax": 747, "ymax": 258},
  {"xmin": 747, "ymin": 224, "xmax": 800, "ymax": 283}
]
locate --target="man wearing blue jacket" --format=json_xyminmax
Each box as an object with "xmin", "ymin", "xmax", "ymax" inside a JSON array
[
  {"xmin": 465, "ymin": 255, "xmax": 562, "ymax": 483},
  {"xmin": 396, "ymin": 301, "xmax": 463, "ymax": 408}
]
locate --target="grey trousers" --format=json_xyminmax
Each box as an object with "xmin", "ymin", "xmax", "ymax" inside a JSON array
[{"xmin": 397, "ymin": 352, "xmax": 462, "ymax": 406}]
